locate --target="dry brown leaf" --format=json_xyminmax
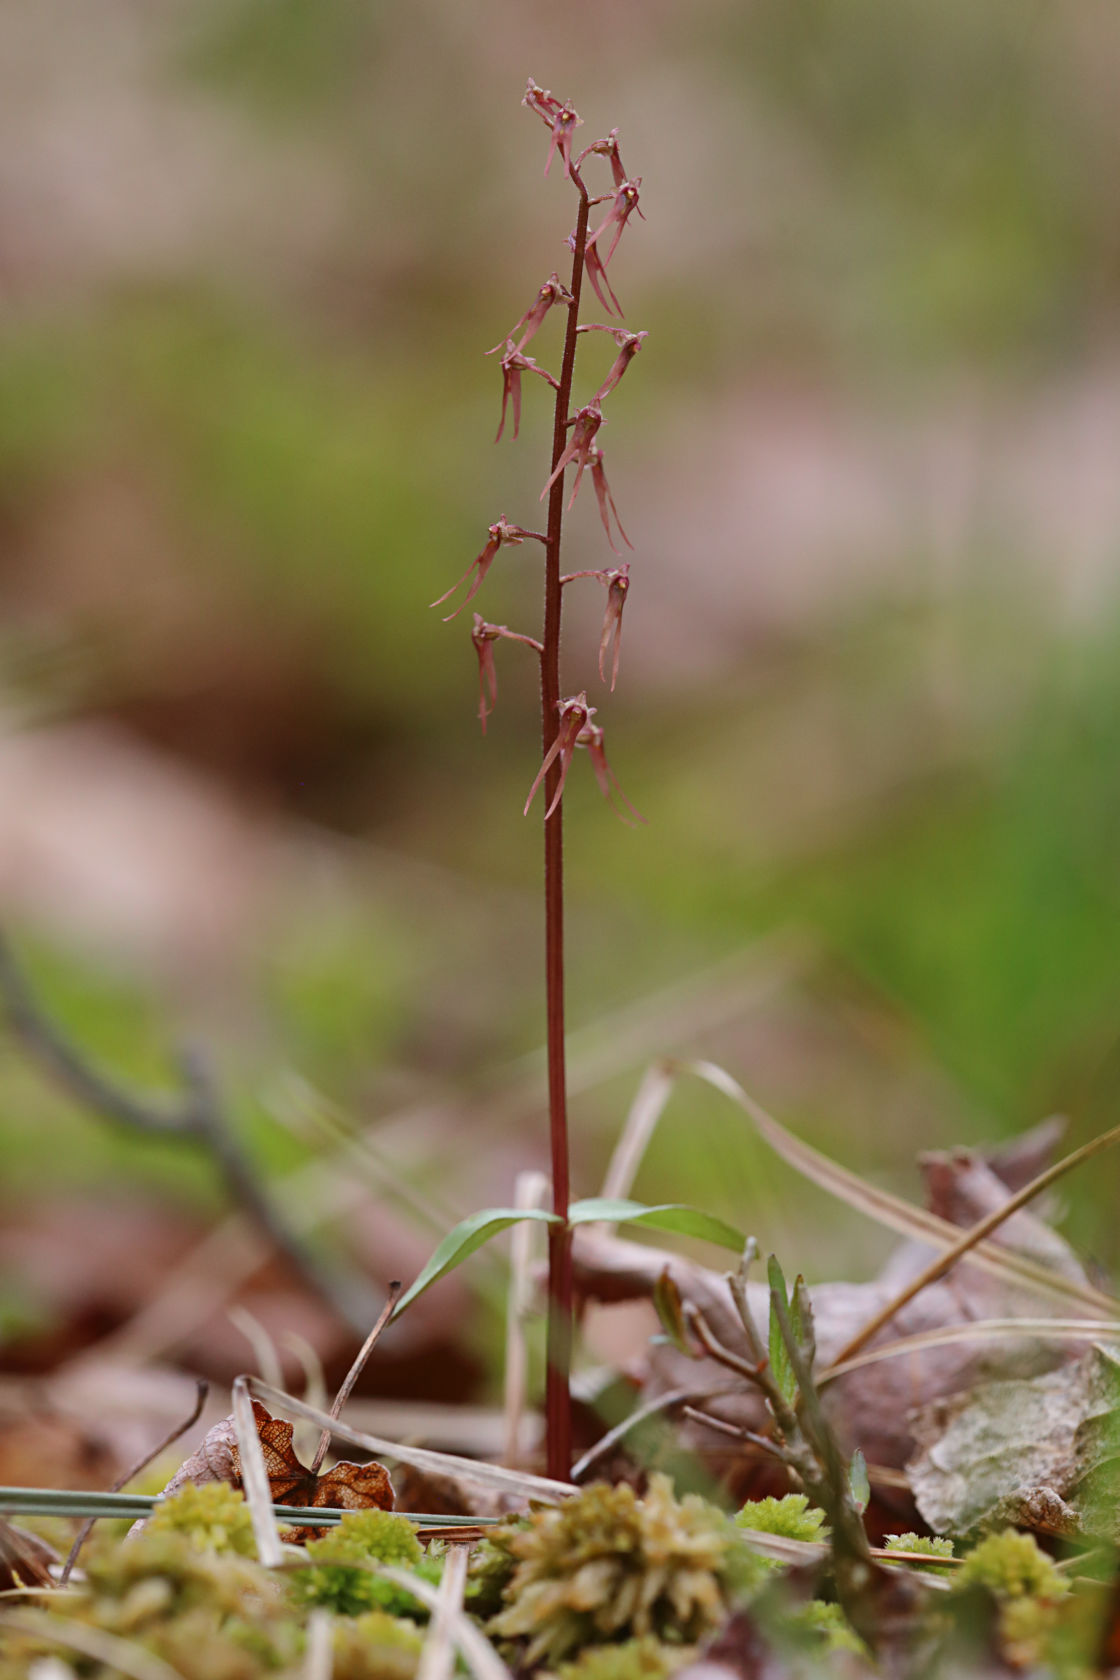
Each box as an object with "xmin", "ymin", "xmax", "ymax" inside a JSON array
[{"xmin": 150, "ymin": 1398, "xmax": 393, "ymax": 1542}]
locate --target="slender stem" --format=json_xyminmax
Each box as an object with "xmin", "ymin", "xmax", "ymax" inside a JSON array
[{"xmin": 542, "ymin": 173, "xmax": 590, "ymax": 1482}]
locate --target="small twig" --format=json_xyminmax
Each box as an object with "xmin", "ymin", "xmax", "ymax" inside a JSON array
[
  {"xmin": 680, "ymin": 1405, "xmax": 787, "ymax": 1462},
  {"xmin": 0, "ymin": 930, "xmax": 376, "ymax": 1335},
  {"xmin": 59, "ymin": 1380, "xmax": 208, "ymax": 1584},
  {"xmin": 310, "ymin": 1282, "xmax": 401, "ymax": 1474},
  {"xmin": 571, "ymin": 1383, "xmax": 739, "ymax": 1481}
]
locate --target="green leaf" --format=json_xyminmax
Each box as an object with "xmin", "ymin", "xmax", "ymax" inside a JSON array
[
  {"xmin": 768, "ymin": 1258, "xmax": 798, "ymax": 1406},
  {"xmin": 848, "ymin": 1449, "xmax": 870, "ymax": 1514},
  {"xmin": 391, "ymin": 1207, "xmax": 558, "ymax": 1319},
  {"xmin": 567, "ymin": 1198, "xmax": 746, "ymax": 1251}
]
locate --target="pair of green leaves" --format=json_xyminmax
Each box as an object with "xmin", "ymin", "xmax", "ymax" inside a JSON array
[{"xmin": 390, "ymin": 1197, "xmax": 746, "ymax": 1320}]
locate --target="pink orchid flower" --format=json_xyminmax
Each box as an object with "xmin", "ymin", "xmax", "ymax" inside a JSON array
[
  {"xmin": 589, "ymin": 448, "xmax": 632, "ymax": 554},
  {"xmin": 577, "ymin": 325, "xmax": 649, "ymax": 403},
  {"xmin": 524, "ymin": 694, "xmax": 593, "ymax": 819},
  {"xmin": 486, "ymin": 273, "xmax": 574, "ymax": 357},
  {"xmin": 582, "ymin": 719, "xmax": 646, "ymax": 825},
  {"xmin": 575, "ymin": 128, "xmax": 628, "ymax": 188},
  {"xmin": 495, "ymin": 341, "xmax": 560, "ymax": 443},
  {"xmin": 431, "ymin": 518, "xmax": 545, "ymax": 621},
  {"xmin": 587, "ymin": 177, "xmax": 644, "ymax": 270},
  {"xmin": 560, "ymin": 564, "xmax": 631, "ymax": 690},
  {"xmin": 540, "ymin": 404, "xmax": 604, "ymax": 508},
  {"xmin": 522, "ymin": 79, "xmax": 582, "ymax": 179},
  {"xmin": 470, "ymin": 614, "xmax": 543, "ymax": 734}
]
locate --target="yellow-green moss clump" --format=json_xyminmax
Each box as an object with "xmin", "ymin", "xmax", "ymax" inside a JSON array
[
  {"xmin": 952, "ymin": 1528, "xmax": 1069, "ymax": 1669},
  {"xmin": 883, "ymin": 1533, "xmax": 956, "ymax": 1572},
  {"xmin": 489, "ymin": 1474, "xmax": 762, "ymax": 1665},
  {"xmin": 734, "ymin": 1494, "xmax": 828, "ymax": 1545},
  {"xmin": 330, "ymin": 1609, "xmax": 425, "ymax": 1680},
  {"xmin": 145, "ymin": 1480, "xmax": 258, "ymax": 1556},
  {"xmin": 291, "ymin": 1508, "xmax": 440, "ymax": 1619},
  {"xmin": 552, "ymin": 1632, "xmax": 687, "ymax": 1680},
  {"xmin": 0, "ymin": 1528, "xmax": 295, "ymax": 1680}
]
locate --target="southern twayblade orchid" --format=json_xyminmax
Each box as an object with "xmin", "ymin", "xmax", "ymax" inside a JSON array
[
  {"xmin": 522, "ymin": 79, "xmax": 582, "ymax": 179},
  {"xmin": 430, "ymin": 518, "xmax": 545, "ymax": 621},
  {"xmin": 524, "ymin": 692, "xmax": 643, "ymax": 823},
  {"xmin": 486, "ymin": 273, "xmax": 574, "ymax": 357},
  {"xmin": 540, "ymin": 404, "xmax": 604, "ymax": 508},
  {"xmin": 582, "ymin": 718, "xmax": 645, "ymax": 825},
  {"xmin": 575, "ymin": 128, "xmax": 628, "ymax": 188},
  {"xmin": 560, "ymin": 563, "xmax": 630, "ymax": 690},
  {"xmin": 524, "ymin": 693, "xmax": 593, "ymax": 820},
  {"xmin": 495, "ymin": 342, "xmax": 560, "ymax": 443},
  {"xmin": 576, "ymin": 325, "xmax": 649, "ymax": 404},
  {"xmin": 471, "ymin": 614, "xmax": 543, "ymax": 734},
  {"xmin": 587, "ymin": 177, "xmax": 644, "ymax": 270}
]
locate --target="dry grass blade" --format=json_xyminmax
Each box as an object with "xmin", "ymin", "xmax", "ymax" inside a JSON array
[
  {"xmin": 232, "ymin": 1376, "xmax": 283, "ymax": 1566},
  {"xmin": 828, "ymin": 1120, "xmax": 1120, "ymax": 1368},
  {"xmin": 0, "ymin": 1608, "xmax": 183, "ymax": 1680},
  {"xmin": 229, "ymin": 1305, "xmax": 286, "ymax": 1391},
  {"xmin": 246, "ymin": 1377, "xmax": 574, "ymax": 1502},
  {"xmin": 370, "ymin": 1563, "xmax": 510, "ymax": 1680},
  {"xmin": 688, "ymin": 1060, "xmax": 1119, "ymax": 1317},
  {"xmin": 599, "ymin": 1060, "xmax": 677, "ymax": 1201},
  {"xmin": 303, "ymin": 1608, "xmax": 334, "ymax": 1680},
  {"xmin": 821, "ymin": 1317, "xmax": 1120, "ymax": 1385},
  {"xmin": 417, "ymin": 1543, "xmax": 469, "ymax": 1680},
  {"xmin": 571, "ymin": 1384, "xmax": 739, "ymax": 1482},
  {"xmin": 504, "ymin": 1170, "xmax": 550, "ymax": 1465}
]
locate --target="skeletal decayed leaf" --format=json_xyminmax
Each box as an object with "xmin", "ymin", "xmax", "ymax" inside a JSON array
[{"xmin": 906, "ymin": 1344, "xmax": 1120, "ymax": 1540}]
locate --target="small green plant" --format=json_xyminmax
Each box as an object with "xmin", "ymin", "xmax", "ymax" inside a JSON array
[{"xmin": 734, "ymin": 1493, "xmax": 829, "ymax": 1545}]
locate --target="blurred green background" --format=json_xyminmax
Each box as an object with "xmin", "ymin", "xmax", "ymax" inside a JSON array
[{"xmin": 3, "ymin": 0, "xmax": 1120, "ymax": 1358}]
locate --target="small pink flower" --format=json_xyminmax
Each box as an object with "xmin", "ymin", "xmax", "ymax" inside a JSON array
[
  {"xmin": 486, "ymin": 273, "xmax": 574, "ymax": 357},
  {"xmin": 470, "ymin": 615, "xmax": 544, "ymax": 733},
  {"xmin": 524, "ymin": 693, "xmax": 593, "ymax": 819},
  {"xmin": 430, "ymin": 518, "xmax": 545, "ymax": 620},
  {"xmin": 598, "ymin": 565, "xmax": 630, "ymax": 689},
  {"xmin": 495, "ymin": 341, "xmax": 560, "ymax": 443},
  {"xmin": 575, "ymin": 128, "xmax": 628, "ymax": 188},
  {"xmin": 588, "ymin": 448, "xmax": 631, "ymax": 555},
  {"xmin": 581, "ymin": 719, "xmax": 646, "ymax": 825},
  {"xmin": 582, "ymin": 238, "xmax": 623, "ymax": 318},
  {"xmin": 522, "ymin": 79, "xmax": 582, "ymax": 178},
  {"xmin": 559, "ymin": 564, "xmax": 631, "ymax": 688},
  {"xmin": 577, "ymin": 325, "xmax": 649, "ymax": 403},
  {"xmin": 540, "ymin": 404, "xmax": 604, "ymax": 507},
  {"xmin": 587, "ymin": 178, "xmax": 644, "ymax": 270}
]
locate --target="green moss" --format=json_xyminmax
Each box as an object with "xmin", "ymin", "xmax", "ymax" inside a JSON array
[
  {"xmin": 489, "ymin": 1475, "xmax": 761, "ymax": 1665},
  {"xmin": 553, "ymin": 1633, "xmax": 686, "ymax": 1680},
  {"xmin": 291, "ymin": 1509, "xmax": 439, "ymax": 1618},
  {"xmin": 329, "ymin": 1610, "xmax": 425, "ymax": 1680},
  {"xmin": 734, "ymin": 1494, "xmax": 829, "ymax": 1544},
  {"xmin": 954, "ymin": 1529, "xmax": 1066, "ymax": 1602},
  {"xmin": 883, "ymin": 1532, "xmax": 956, "ymax": 1572},
  {"xmin": 146, "ymin": 1481, "xmax": 258, "ymax": 1556}
]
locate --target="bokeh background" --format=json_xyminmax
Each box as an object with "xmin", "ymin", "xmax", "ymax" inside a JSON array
[{"xmin": 3, "ymin": 0, "xmax": 1120, "ymax": 1421}]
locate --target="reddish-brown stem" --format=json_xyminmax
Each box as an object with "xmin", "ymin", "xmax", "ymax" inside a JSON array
[{"xmin": 542, "ymin": 171, "xmax": 590, "ymax": 1482}]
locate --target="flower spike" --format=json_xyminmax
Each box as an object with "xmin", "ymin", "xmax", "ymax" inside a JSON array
[
  {"xmin": 486, "ymin": 274, "xmax": 574, "ymax": 357},
  {"xmin": 495, "ymin": 342, "xmax": 560, "ymax": 443},
  {"xmin": 431, "ymin": 518, "xmax": 545, "ymax": 620},
  {"xmin": 524, "ymin": 693, "xmax": 594, "ymax": 819},
  {"xmin": 540, "ymin": 405, "xmax": 604, "ymax": 507},
  {"xmin": 522, "ymin": 79, "xmax": 582, "ymax": 178}
]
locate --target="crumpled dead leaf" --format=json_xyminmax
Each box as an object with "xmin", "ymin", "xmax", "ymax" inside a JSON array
[
  {"xmin": 571, "ymin": 1126, "xmax": 1103, "ymax": 1509},
  {"xmin": 907, "ymin": 1344, "xmax": 1120, "ymax": 1540},
  {"xmin": 146, "ymin": 1398, "xmax": 393, "ymax": 1543}
]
